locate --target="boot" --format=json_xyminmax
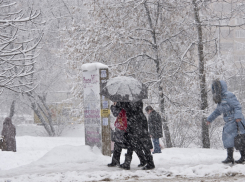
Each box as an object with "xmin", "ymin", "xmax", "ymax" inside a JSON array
[
  {"xmin": 137, "ymin": 154, "xmax": 147, "ymax": 167},
  {"xmin": 108, "ymin": 145, "xmax": 121, "ymax": 167},
  {"xmin": 135, "ymin": 149, "xmax": 147, "ymax": 167},
  {"xmin": 222, "ymin": 148, "xmax": 234, "ymax": 164},
  {"xmin": 119, "ymin": 154, "xmax": 132, "ymax": 170},
  {"xmin": 138, "ymin": 162, "xmax": 147, "ymax": 167},
  {"xmin": 142, "ymin": 155, "xmax": 155, "ymax": 170},
  {"xmin": 107, "ymin": 156, "xmax": 119, "ymax": 167},
  {"xmin": 235, "ymin": 150, "xmax": 245, "ymax": 164}
]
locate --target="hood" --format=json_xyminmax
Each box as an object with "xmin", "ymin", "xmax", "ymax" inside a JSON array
[
  {"xmin": 220, "ymin": 80, "xmax": 228, "ymax": 95},
  {"xmin": 3, "ymin": 117, "xmax": 12, "ymax": 125}
]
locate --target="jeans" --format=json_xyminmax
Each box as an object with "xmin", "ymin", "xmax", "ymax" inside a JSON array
[{"xmin": 152, "ymin": 138, "xmax": 161, "ymax": 153}]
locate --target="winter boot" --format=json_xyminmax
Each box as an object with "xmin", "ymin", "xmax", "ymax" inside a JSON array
[
  {"xmin": 107, "ymin": 154, "xmax": 120, "ymax": 167},
  {"xmin": 138, "ymin": 161, "xmax": 147, "ymax": 167},
  {"xmin": 222, "ymin": 148, "xmax": 234, "ymax": 164},
  {"xmin": 235, "ymin": 150, "xmax": 245, "ymax": 164},
  {"xmin": 137, "ymin": 154, "xmax": 147, "ymax": 167},
  {"xmin": 136, "ymin": 152, "xmax": 146, "ymax": 167},
  {"xmin": 108, "ymin": 145, "xmax": 121, "ymax": 167},
  {"xmin": 119, "ymin": 154, "xmax": 132, "ymax": 170},
  {"xmin": 135, "ymin": 149, "xmax": 147, "ymax": 167},
  {"xmin": 142, "ymin": 155, "xmax": 155, "ymax": 170}
]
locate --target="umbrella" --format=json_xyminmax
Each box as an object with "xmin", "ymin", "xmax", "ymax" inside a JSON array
[{"xmin": 100, "ymin": 76, "xmax": 148, "ymax": 102}]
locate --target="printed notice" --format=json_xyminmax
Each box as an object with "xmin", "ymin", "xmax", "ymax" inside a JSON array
[
  {"xmin": 103, "ymin": 118, "xmax": 108, "ymax": 126},
  {"xmin": 102, "ymin": 101, "xmax": 108, "ymax": 109},
  {"xmin": 101, "ymin": 70, "xmax": 107, "ymax": 78},
  {"xmin": 101, "ymin": 109, "xmax": 110, "ymax": 117}
]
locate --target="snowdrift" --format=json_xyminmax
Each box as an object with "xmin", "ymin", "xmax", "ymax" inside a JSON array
[{"xmin": 1, "ymin": 136, "xmax": 245, "ymax": 181}]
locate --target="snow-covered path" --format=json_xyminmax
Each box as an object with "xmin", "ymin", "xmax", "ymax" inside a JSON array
[{"xmin": 1, "ymin": 125, "xmax": 245, "ymax": 181}]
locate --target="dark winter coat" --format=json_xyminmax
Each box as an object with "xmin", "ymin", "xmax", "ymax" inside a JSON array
[
  {"xmin": 1, "ymin": 117, "xmax": 16, "ymax": 152},
  {"xmin": 148, "ymin": 110, "xmax": 163, "ymax": 138},
  {"xmin": 207, "ymin": 80, "xmax": 245, "ymax": 149},
  {"xmin": 111, "ymin": 101, "xmax": 153, "ymax": 150}
]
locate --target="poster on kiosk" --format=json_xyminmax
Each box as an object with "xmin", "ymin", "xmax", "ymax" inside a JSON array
[{"xmin": 82, "ymin": 62, "xmax": 111, "ymax": 156}]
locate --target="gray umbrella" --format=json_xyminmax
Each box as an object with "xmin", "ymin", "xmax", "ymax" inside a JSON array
[{"xmin": 100, "ymin": 76, "xmax": 148, "ymax": 102}]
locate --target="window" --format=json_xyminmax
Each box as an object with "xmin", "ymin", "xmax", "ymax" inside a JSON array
[
  {"xmin": 235, "ymin": 30, "xmax": 245, "ymax": 38},
  {"xmin": 236, "ymin": 18, "xmax": 245, "ymax": 25},
  {"xmin": 234, "ymin": 42, "xmax": 245, "ymax": 51},
  {"xmin": 220, "ymin": 29, "xmax": 233, "ymax": 38},
  {"xmin": 220, "ymin": 43, "xmax": 233, "ymax": 51},
  {"xmin": 235, "ymin": 55, "xmax": 245, "ymax": 61},
  {"xmin": 214, "ymin": 3, "xmax": 232, "ymax": 12}
]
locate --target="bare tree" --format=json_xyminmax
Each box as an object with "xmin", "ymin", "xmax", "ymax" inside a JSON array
[
  {"xmin": 62, "ymin": 0, "xmax": 192, "ymax": 148},
  {"xmin": 0, "ymin": 0, "xmax": 43, "ymax": 93},
  {"xmin": 62, "ymin": 0, "xmax": 245, "ymax": 148}
]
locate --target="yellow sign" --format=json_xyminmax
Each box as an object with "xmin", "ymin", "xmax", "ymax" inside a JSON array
[{"xmin": 101, "ymin": 109, "xmax": 110, "ymax": 117}]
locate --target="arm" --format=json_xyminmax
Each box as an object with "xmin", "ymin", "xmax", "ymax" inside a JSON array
[
  {"xmin": 156, "ymin": 113, "xmax": 163, "ymax": 133},
  {"xmin": 207, "ymin": 105, "xmax": 222, "ymax": 123},
  {"xmin": 110, "ymin": 104, "xmax": 121, "ymax": 117},
  {"xmin": 148, "ymin": 114, "xmax": 155, "ymax": 137}
]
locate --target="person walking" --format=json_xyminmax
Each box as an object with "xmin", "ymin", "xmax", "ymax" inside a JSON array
[
  {"xmin": 108, "ymin": 101, "xmax": 155, "ymax": 170},
  {"xmin": 1, "ymin": 117, "xmax": 16, "ymax": 152},
  {"xmin": 207, "ymin": 79, "xmax": 245, "ymax": 164},
  {"xmin": 145, "ymin": 106, "xmax": 163, "ymax": 154}
]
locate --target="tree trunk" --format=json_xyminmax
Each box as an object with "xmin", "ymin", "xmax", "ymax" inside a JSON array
[
  {"xmin": 31, "ymin": 103, "xmax": 53, "ymax": 136},
  {"xmin": 159, "ymin": 85, "xmax": 173, "ymax": 148},
  {"xmin": 9, "ymin": 100, "xmax": 16, "ymax": 119},
  {"xmin": 192, "ymin": 0, "xmax": 210, "ymax": 148},
  {"xmin": 37, "ymin": 95, "xmax": 56, "ymax": 136},
  {"xmin": 144, "ymin": 1, "xmax": 172, "ymax": 148}
]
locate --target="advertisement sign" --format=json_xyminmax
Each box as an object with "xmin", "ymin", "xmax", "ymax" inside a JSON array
[
  {"xmin": 82, "ymin": 63, "xmax": 111, "ymax": 156},
  {"xmin": 83, "ymin": 69, "xmax": 101, "ymax": 148}
]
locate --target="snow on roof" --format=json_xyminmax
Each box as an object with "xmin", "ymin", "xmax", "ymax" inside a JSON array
[{"xmin": 81, "ymin": 62, "xmax": 108, "ymax": 72}]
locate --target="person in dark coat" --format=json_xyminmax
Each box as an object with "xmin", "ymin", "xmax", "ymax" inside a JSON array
[
  {"xmin": 145, "ymin": 106, "xmax": 163, "ymax": 154},
  {"xmin": 108, "ymin": 101, "xmax": 155, "ymax": 170},
  {"xmin": 207, "ymin": 79, "xmax": 245, "ymax": 164},
  {"xmin": 1, "ymin": 117, "xmax": 16, "ymax": 152}
]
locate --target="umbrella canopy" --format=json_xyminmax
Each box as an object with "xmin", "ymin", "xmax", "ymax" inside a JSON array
[{"xmin": 100, "ymin": 76, "xmax": 148, "ymax": 102}]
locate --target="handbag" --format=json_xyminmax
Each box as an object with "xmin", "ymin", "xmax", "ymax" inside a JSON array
[
  {"xmin": 234, "ymin": 121, "xmax": 245, "ymax": 151},
  {"xmin": 112, "ymin": 109, "xmax": 127, "ymax": 144},
  {"xmin": 114, "ymin": 109, "xmax": 127, "ymax": 131}
]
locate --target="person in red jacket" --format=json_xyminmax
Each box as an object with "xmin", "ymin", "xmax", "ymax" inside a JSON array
[{"xmin": 108, "ymin": 101, "xmax": 154, "ymax": 170}]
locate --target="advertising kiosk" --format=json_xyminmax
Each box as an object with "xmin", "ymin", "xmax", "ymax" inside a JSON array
[{"xmin": 82, "ymin": 63, "xmax": 111, "ymax": 156}]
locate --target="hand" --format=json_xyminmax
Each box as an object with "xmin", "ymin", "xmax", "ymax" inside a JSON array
[
  {"xmin": 113, "ymin": 102, "xmax": 117, "ymax": 106},
  {"xmin": 150, "ymin": 135, "xmax": 152, "ymax": 138},
  {"xmin": 206, "ymin": 121, "xmax": 211, "ymax": 125},
  {"xmin": 236, "ymin": 119, "xmax": 242, "ymax": 122}
]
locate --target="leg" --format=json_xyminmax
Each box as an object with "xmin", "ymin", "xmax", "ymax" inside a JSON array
[
  {"xmin": 152, "ymin": 138, "xmax": 161, "ymax": 153},
  {"xmin": 135, "ymin": 149, "xmax": 147, "ymax": 167},
  {"xmin": 141, "ymin": 140, "xmax": 155, "ymax": 170},
  {"xmin": 222, "ymin": 147, "xmax": 234, "ymax": 164},
  {"xmin": 111, "ymin": 141, "xmax": 115, "ymax": 154},
  {"xmin": 124, "ymin": 142, "xmax": 147, "ymax": 167},
  {"xmin": 119, "ymin": 148, "xmax": 133, "ymax": 170},
  {"xmin": 235, "ymin": 150, "xmax": 245, "ymax": 164},
  {"xmin": 120, "ymin": 136, "xmax": 146, "ymax": 170},
  {"xmin": 108, "ymin": 142, "xmax": 122, "ymax": 167}
]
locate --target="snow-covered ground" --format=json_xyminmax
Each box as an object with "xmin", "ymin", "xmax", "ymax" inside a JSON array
[{"xmin": 1, "ymin": 124, "xmax": 245, "ymax": 182}]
